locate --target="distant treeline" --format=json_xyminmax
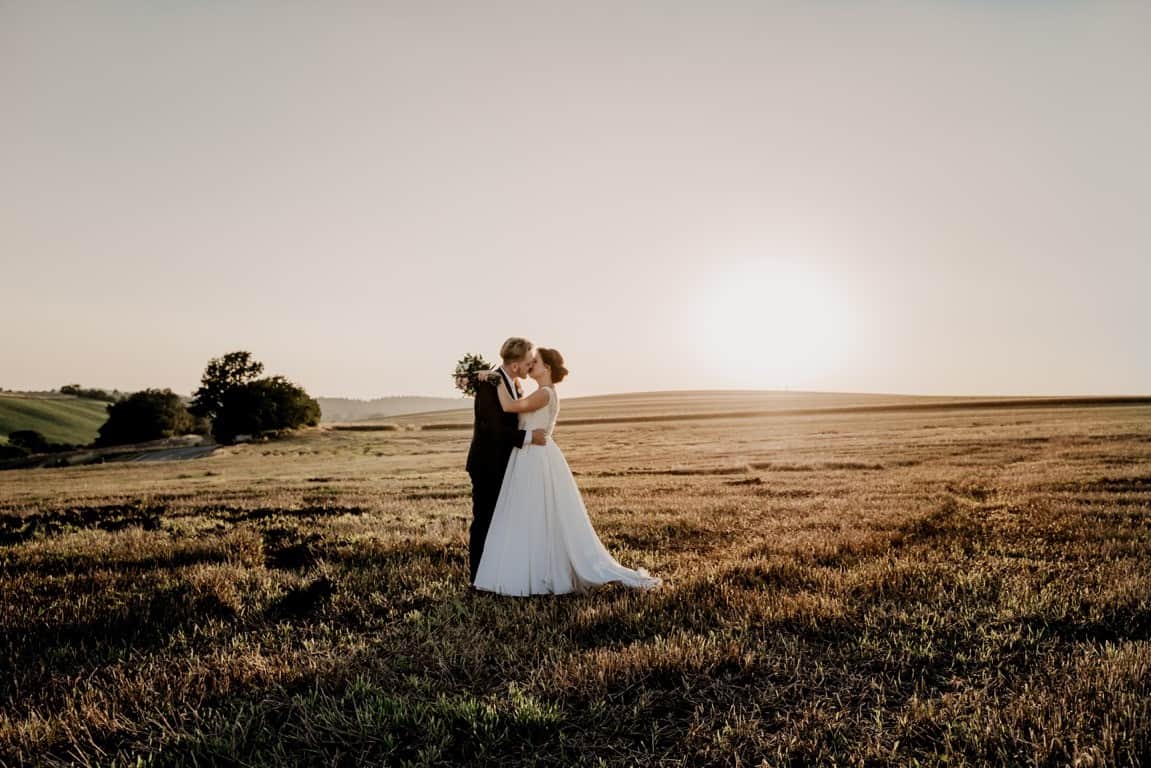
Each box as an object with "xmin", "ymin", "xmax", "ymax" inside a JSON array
[{"xmin": 59, "ymin": 384, "xmax": 125, "ymax": 403}]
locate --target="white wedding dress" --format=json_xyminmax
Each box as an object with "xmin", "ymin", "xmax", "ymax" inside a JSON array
[{"xmin": 473, "ymin": 385, "xmax": 662, "ymax": 596}]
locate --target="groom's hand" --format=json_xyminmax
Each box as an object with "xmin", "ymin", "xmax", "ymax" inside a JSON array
[{"xmin": 531, "ymin": 429, "xmax": 547, "ymax": 446}]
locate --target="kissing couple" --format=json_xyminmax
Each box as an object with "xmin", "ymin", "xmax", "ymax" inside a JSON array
[{"xmin": 465, "ymin": 337, "xmax": 662, "ymax": 596}]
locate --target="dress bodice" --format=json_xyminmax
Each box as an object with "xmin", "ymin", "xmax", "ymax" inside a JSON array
[{"xmin": 519, "ymin": 385, "xmax": 559, "ymax": 436}]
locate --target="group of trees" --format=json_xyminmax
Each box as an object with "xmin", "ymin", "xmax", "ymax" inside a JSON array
[
  {"xmin": 186, "ymin": 352, "xmax": 321, "ymax": 444},
  {"xmin": 58, "ymin": 384, "xmax": 123, "ymax": 403},
  {"xmin": 4, "ymin": 352, "xmax": 321, "ymax": 456}
]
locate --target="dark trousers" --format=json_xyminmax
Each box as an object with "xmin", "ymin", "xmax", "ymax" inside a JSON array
[{"xmin": 468, "ymin": 472, "xmax": 501, "ymax": 583}]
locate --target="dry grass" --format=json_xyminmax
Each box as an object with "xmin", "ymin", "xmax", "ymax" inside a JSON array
[{"xmin": 1, "ymin": 400, "xmax": 1149, "ymax": 766}]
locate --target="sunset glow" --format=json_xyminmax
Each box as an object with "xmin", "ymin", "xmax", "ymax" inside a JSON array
[{"xmin": 694, "ymin": 261, "xmax": 856, "ymax": 389}]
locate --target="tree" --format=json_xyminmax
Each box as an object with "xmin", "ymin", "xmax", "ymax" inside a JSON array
[
  {"xmin": 212, "ymin": 376, "xmax": 321, "ymax": 444},
  {"xmin": 95, "ymin": 389, "xmax": 196, "ymax": 447},
  {"xmin": 190, "ymin": 351, "xmax": 264, "ymax": 420}
]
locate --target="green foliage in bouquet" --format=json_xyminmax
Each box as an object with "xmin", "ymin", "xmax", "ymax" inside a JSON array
[{"xmin": 454, "ymin": 353, "xmax": 495, "ymax": 398}]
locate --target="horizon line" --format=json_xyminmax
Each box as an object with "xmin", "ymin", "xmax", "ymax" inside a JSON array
[{"xmin": 7, "ymin": 386, "xmax": 1151, "ymax": 402}]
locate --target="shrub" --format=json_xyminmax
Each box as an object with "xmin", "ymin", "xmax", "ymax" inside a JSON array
[
  {"xmin": 8, "ymin": 430, "xmax": 51, "ymax": 453},
  {"xmin": 0, "ymin": 443, "xmax": 29, "ymax": 460}
]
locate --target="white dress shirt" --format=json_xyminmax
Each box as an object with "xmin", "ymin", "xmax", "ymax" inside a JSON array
[{"xmin": 498, "ymin": 366, "xmax": 532, "ymax": 448}]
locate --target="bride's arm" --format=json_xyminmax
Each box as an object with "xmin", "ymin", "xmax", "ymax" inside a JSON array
[
  {"xmin": 475, "ymin": 381, "xmax": 527, "ymax": 451},
  {"xmin": 497, "ymin": 383, "xmax": 549, "ymax": 414}
]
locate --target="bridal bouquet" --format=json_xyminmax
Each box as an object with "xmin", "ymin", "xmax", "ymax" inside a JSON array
[{"xmin": 453, "ymin": 353, "xmax": 496, "ymax": 397}]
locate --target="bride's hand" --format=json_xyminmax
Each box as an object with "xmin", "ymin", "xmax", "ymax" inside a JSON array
[{"xmin": 475, "ymin": 370, "xmax": 493, "ymax": 381}]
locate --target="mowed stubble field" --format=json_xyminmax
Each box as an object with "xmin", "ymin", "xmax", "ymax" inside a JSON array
[{"xmin": 2, "ymin": 394, "xmax": 1150, "ymax": 767}]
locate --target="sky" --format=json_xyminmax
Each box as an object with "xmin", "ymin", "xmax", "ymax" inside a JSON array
[{"xmin": 2, "ymin": 1, "xmax": 1148, "ymax": 400}]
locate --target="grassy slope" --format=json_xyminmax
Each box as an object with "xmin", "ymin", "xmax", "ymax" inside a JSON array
[
  {"xmin": 316, "ymin": 396, "xmax": 465, "ymax": 423},
  {"xmin": 0, "ymin": 401, "xmax": 1149, "ymax": 765},
  {"xmin": 0, "ymin": 395, "xmax": 109, "ymax": 445}
]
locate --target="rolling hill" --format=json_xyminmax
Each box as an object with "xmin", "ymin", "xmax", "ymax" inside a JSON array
[
  {"xmin": 353, "ymin": 389, "xmax": 1151, "ymax": 429},
  {"xmin": 316, "ymin": 396, "xmax": 465, "ymax": 423},
  {"xmin": 0, "ymin": 394, "xmax": 110, "ymax": 446}
]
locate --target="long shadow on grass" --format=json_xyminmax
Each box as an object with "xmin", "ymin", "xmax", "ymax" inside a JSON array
[
  {"xmin": 0, "ymin": 578, "xmax": 241, "ymax": 707},
  {"xmin": 0, "ymin": 503, "xmax": 165, "ymax": 545},
  {"xmin": 0, "ymin": 544, "xmax": 236, "ymax": 578}
]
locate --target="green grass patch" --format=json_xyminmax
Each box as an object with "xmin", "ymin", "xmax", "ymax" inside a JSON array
[{"xmin": 0, "ymin": 395, "xmax": 109, "ymax": 445}]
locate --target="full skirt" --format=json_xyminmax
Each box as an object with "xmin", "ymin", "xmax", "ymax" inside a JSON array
[{"xmin": 473, "ymin": 441, "xmax": 661, "ymax": 596}]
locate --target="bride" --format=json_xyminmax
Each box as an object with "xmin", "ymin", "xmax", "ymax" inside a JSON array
[{"xmin": 472, "ymin": 347, "xmax": 662, "ymax": 596}]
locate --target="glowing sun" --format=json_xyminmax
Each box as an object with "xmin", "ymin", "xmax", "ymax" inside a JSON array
[{"xmin": 694, "ymin": 262, "xmax": 855, "ymax": 387}]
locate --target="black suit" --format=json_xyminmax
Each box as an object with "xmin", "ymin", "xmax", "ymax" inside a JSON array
[{"xmin": 466, "ymin": 370, "xmax": 526, "ymax": 583}]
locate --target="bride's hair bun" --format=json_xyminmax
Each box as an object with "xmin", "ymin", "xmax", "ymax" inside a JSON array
[{"xmin": 538, "ymin": 347, "xmax": 569, "ymax": 383}]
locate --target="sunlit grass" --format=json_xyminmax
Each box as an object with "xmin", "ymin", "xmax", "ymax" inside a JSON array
[{"xmin": 1, "ymin": 404, "xmax": 1149, "ymax": 766}]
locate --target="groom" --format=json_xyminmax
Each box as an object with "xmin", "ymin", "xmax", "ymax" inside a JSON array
[{"xmin": 466, "ymin": 337, "xmax": 547, "ymax": 585}]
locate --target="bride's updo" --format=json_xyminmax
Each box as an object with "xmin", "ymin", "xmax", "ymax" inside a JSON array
[{"xmin": 538, "ymin": 347, "xmax": 569, "ymax": 383}]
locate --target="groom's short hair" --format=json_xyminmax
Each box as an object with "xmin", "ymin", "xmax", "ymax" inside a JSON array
[{"xmin": 500, "ymin": 337, "xmax": 533, "ymax": 363}]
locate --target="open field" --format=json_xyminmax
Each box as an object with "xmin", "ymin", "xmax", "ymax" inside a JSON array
[
  {"xmin": 1, "ymin": 394, "xmax": 1149, "ymax": 766},
  {"xmin": 0, "ymin": 394, "xmax": 109, "ymax": 446}
]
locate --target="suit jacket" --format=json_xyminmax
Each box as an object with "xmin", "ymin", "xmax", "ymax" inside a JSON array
[{"xmin": 466, "ymin": 369, "xmax": 527, "ymax": 480}]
